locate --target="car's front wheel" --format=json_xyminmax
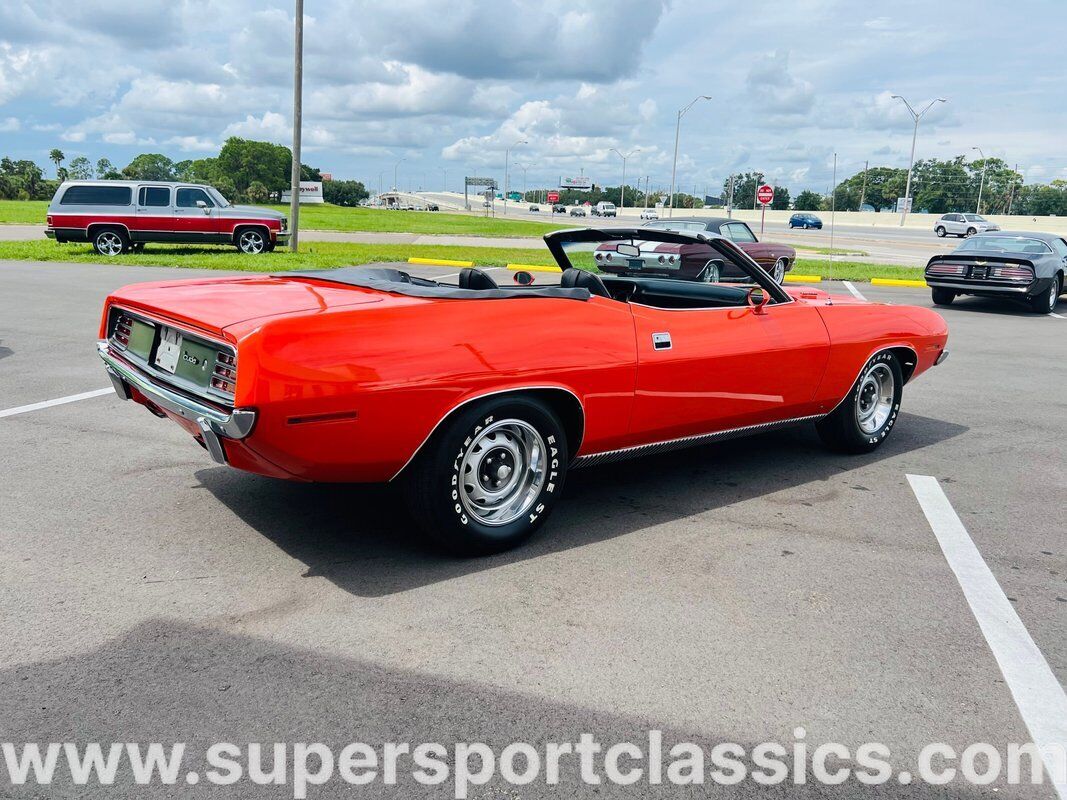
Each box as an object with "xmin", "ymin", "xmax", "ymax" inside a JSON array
[
  {"xmin": 1029, "ymin": 274, "xmax": 1062, "ymax": 314},
  {"xmin": 771, "ymin": 258, "xmax": 787, "ymax": 284},
  {"xmin": 92, "ymin": 228, "xmax": 128, "ymax": 256},
  {"xmin": 931, "ymin": 287, "xmax": 956, "ymax": 306},
  {"xmin": 816, "ymin": 350, "xmax": 903, "ymax": 454},
  {"xmin": 236, "ymin": 228, "xmax": 267, "ymax": 254},
  {"xmin": 404, "ymin": 396, "xmax": 568, "ymax": 555},
  {"xmin": 935, "ymin": 226, "xmax": 946, "ymax": 237},
  {"xmin": 966, "ymin": 227, "xmax": 977, "ymax": 237}
]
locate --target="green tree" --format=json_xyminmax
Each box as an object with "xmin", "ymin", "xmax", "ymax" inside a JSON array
[
  {"xmin": 215, "ymin": 137, "xmax": 291, "ymax": 194},
  {"xmin": 67, "ymin": 156, "xmax": 93, "ymax": 180},
  {"xmin": 793, "ymin": 190, "xmax": 823, "ymax": 210},
  {"xmin": 122, "ymin": 153, "xmax": 176, "ymax": 181},
  {"xmin": 48, "ymin": 149, "xmax": 64, "ymax": 176},
  {"xmin": 832, "ymin": 166, "xmax": 906, "ymax": 212},
  {"xmin": 723, "ymin": 172, "xmax": 765, "ymax": 209},
  {"xmin": 95, "ymin": 158, "xmax": 121, "ymax": 180},
  {"xmin": 245, "ymin": 180, "xmax": 269, "ymax": 204},
  {"xmin": 322, "ymin": 179, "xmax": 369, "ymax": 207},
  {"xmin": 770, "ymin": 187, "xmax": 790, "ymax": 210}
]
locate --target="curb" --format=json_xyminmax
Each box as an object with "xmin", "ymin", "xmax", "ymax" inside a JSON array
[
  {"xmin": 507, "ymin": 263, "xmax": 562, "ymax": 273},
  {"xmin": 407, "ymin": 257, "xmax": 474, "ymax": 267},
  {"xmin": 871, "ymin": 278, "xmax": 928, "ymax": 288},
  {"xmin": 784, "ymin": 274, "xmax": 822, "ymax": 283}
]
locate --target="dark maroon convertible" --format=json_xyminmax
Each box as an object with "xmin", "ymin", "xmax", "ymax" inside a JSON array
[{"xmin": 642, "ymin": 217, "xmax": 795, "ymax": 283}]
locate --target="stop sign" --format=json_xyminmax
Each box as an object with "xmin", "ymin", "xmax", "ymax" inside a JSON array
[{"xmin": 757, "ymin": 184, "xmax": 774, "ymax": 205}]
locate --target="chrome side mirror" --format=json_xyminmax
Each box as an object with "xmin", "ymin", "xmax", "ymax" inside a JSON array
[
  {"xmin": 513, "ymin": 270, "xmax": 535, "ymax": 286},
  {"xmin": 747, "ymin": 286, "xmax": 769, "ymax": 314}
]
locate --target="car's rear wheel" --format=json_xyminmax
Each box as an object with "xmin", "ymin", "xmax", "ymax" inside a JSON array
[
  {"xmin": 92, "ymin": 228, "xmax": 128, "ymax": 256},
  {"xmin": 935, "ymin": 226, "xmax": 946, "ymax": 237},
  {"xmin": 966, "ymin": 227, "xmax": 977, "ymax": 237},
  {"xmin": 236, "ymin": 228, "xmax": 267, "ymax": 254},
  {"xmin": 771, "ymin": 258, "xmax": 787, "ymax": 284},
  {"xmin": 404, "ymin": 396, "xmax": 568, "ymax": 555},
  {"xmin": 1029, "ymin": 273, "xmax": 1062, "ymax": 314},
  {"xmin": 816, "ymin": 350, "xmax": 903, "ymax": 454},
  {"xmin": 931, "ymin": 287, "xmax": 956, "ymax": 306}
]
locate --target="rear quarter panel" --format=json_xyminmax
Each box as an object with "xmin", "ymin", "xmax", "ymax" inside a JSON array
[{"xmin": 227, "ymin": 294, "xmax": 637, "ymax": 482}]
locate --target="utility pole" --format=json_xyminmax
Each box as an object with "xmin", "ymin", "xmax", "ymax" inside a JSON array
[
  {"xmin": 726, "ymin": 175, "xmax": 735, "ymax": 218},
  {"xmin": 503, "ymin": 138, "xmax": 526, "ymax": 214},
  {"xmin": 972, "ymin": 146, "xmax": 987, "ymax": 214},
  {"xmin": 859, "ymin": 160, "xmax": 869, "ymax": 210},
  {"xmin": 288, "ymin": 0, "xmax": 303, "ymax": 252},
  {"xmin": 668, "ymin": 95, "xmax": 711, "ymax": 218},
  {"xmin": 1007, "ymin": 163, "xmax": 1020, "ymax": 215},
  {"xmin": 891, "ymin": 94, "xmax": 946, "ymax": 225},
  {"xmin": 610, "ymin": 148, "xmax": 639, "ymax": 209}
]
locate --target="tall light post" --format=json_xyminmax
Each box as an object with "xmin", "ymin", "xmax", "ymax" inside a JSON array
[
  {"xmin": 972, "ymin": 146, "xmax": 987, "ymax": 214},
  {"xmin": 377, "ymin": 170, "xmax": 385, "ymax": 204},
  {"xmin": 441, "ymin": 166, "xmax": 447, "ymax": 192},
  {"xmin": 288, "ymin": 0, "xmax": 304, "ymax": 251},
  {"xmin": 393, "ymin": 157, "xmax": 405, "ymax": 192},
  {"xmin": 503, "ymin": 138, "xmax": 527, "ymax": 214},
  {"xmin": 668, "ymin": 95, "xmax": 711, "ymax": 218},
  {"xmin": 891, "ymin": 94, "xmax": 946, "ymax": 225},
  {"xmin": 610, "ymin": 147, "xmax": 640, "ymax": 210}
]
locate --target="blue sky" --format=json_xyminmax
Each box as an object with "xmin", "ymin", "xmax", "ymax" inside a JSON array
[{"xmin": 1, "ymin": 0, "xmax": 1064, "ymax": 194}]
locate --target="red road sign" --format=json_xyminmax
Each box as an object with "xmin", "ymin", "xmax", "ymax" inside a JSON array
[{"xmin": 757, "ymin": 184, "xmax": 774, "ymax": 205}]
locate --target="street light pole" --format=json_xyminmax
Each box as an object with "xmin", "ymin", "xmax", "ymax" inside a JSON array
[
  {"xmin": 972, "ymin": 146, "xmax": 987, "ymax": 214},
  {"xmin": 288, "ymin": 0, "xmax": 303, "ymax": 252},
  {"xmin": 610, "ymin": 148, "xmax": 640, "ymax": 210},
  {"xmin": 668, "ymin": 95, "xmax": 711, "ymax": 218},
  {"xmin": 393, "ymin": 158, "xmax": 404, "ymax": 192},
  {"xmin": 503, "ymin": 138, "xmax": 527, "ymax": 215},
  {"xmin": 891, "ymin": 94, "xmax": 946, "ymax": 226}
]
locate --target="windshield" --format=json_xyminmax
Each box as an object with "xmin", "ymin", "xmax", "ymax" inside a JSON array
[
  {"xmin": 957, "ymin": 235, "xmax": 1051, "ymax": 254},
  {"xmin": 207, "ymin": 186, "xmax": 231, "ymax": 207},
  {"xmin": 644, "ymin": 221, "xmax": 705, "ymax": 233}
]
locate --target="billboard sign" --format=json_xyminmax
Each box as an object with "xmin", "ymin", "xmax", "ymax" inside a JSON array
[
  {"xmin": 560, "ymin": 175, "xmax": 593, "ymax": 190},
  {"xmin": 280, "ymin": 181, "xmax": 325, "ymax": 204}
]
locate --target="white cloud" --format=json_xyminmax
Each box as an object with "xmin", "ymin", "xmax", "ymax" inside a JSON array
[{"xmin": 0, "ymin": 116, "xmax": 18, "ymax": 132}]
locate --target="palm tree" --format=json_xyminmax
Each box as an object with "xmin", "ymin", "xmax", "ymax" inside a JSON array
[{"xmin": 49, "ymin": 149, "xmax": 65, "ymax": 177}]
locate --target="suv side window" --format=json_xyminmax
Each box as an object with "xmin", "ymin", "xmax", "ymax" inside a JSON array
[
  {"xmin": 138, "ymin": 186, "xmax": 171, "ymax": 207},
  {"xmin": 60, "ymin": 185, "xmax": 132, "ymax": 205},
  {"xmin": 723, "ymin": 222, "xmax": 757, "ymax": 243},
  {"xmin": 175, "ymin": 188, "xmax": 215, "ymax": 208}
]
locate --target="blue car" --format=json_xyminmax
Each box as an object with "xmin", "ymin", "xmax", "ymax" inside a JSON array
[{"xmin": 789, "ymin": 213, "xmax": 823, "ymax": 229}]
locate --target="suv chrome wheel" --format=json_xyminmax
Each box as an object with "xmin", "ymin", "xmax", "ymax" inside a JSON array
[
  {"xmin": 94, "ymin": 230, "xmax": 125, "ymax": 256},
  {"xmin": 458, "ymin": 419, "xmax": 546, "ymax": 527},
  {"xmin": 237, "ymin": 229, "xmax": 266, "ymax": 254}
]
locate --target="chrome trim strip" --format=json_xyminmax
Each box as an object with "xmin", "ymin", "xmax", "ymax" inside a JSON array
[
  {"xmin": 923, "ymin": 280, "xmax": 1030, "ymax": 294},
  {"xmin": 98, "ymin": 340, "xmax": 255, "ymax": 446},
  {"xmin": 387, "ymin": 385, "xmax": 585, "ymax": 482},
  {"xmin": 571, "ymin": 413, "xmax": 825, "ymax": 469}
]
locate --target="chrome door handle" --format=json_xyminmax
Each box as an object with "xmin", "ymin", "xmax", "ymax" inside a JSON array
[{"xmin": 652, "ymin": 332, "xmax": 672, "ymax": 351}]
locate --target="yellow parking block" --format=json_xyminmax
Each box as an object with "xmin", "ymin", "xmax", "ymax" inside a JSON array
[
  {"xmin": 507, "ymin": 263, "xmax": 562, "ymax": 273},
  {"xmin": 407, "ymin": 257, "xmax": 474, "ymax": 268},
  {"xmin": 784, "ymin": 274, "xmax": 822, "ymax": 283},
  {"xmin": 871, "ymin": 278, "xmax": 928, "ymax": 288}
]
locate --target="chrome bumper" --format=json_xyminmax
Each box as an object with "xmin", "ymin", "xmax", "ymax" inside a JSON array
[
  {"xmin": 924, "ymin": 279, "xmax": 1030, "ymax": 294},
  {"xmin": 935, "ymin": 349, "xmax": 949, "ymax": 366},
  {"xmin": 97, "ymin": 341, "xmax": 255, "ymax": 465}
]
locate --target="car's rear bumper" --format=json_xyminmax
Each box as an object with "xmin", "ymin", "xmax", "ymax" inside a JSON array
[
  {"xmin": 924, "ymin": 277, "xmax": 1041, "ymax": 296},
  {"xmin": 98, "ymin": 340, "xmax": 256, "ymax": 465}
]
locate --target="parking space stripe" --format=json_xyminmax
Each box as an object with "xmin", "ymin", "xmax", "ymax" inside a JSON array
[
  {"xmin": 0, "ymin": 388, "xmax": 113, "ymax": 419},
  {"xmin": 1051, "ymin": 312, "xmax": 1065, "ymax": 319},
  {"xmin": 907, "ymin": 474, "xmax": 1067, "ymax": 799},
  {"xmin": 841, "ymin": 280, "xmax": 866, "ymax": 301}
]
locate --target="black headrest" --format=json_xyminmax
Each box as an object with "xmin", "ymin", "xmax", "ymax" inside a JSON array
[
  {"xmin": 560, "ymin": 268, "xmax": 610, "ymax": 298},
  {"xmin": 458, "ymin": 267, "xmax": 498, "ymax": 290}
]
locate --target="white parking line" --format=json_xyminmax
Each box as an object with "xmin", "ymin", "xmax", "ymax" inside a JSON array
[
  {"xmin": 841, "ymin": 280, "xmax": 866, "ymax": 301},
  {"xmin": 0, "ymin": 388, "xmax": 113, "ymax": 419},
  {"xmin": 907, "ymin": 474, "xmax": 1067, "ymax": 798},
  {"xmin": 1051, "ymin": 312, "xmax": 1065, "ymax": 319}
]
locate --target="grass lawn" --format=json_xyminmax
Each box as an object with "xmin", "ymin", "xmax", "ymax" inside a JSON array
[
  {"xmin": 0, "ymin": 199, "xmax": 570, "ymax": 238},
  {"xmin": 0, "ymin": 240, "xmax": 926, "ymax": 282}
]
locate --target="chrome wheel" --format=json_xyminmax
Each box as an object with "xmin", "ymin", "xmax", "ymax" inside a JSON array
[
  {"xmin": 856, "ymin": 363, "xmax": 895, "ymax": 434},
  {"xmin": 772, "ymin": 258, "xmax": 787, "ymax": 284},
  {"xmin": 702, "ymin": 260, "xmax": 721, "ymax": 283},
  {"xmin": 95, "ymin": 231, "xmax": 124, "ymax": 256},
  {"xmin": 1050, "ymin": 276, "xmax": 1061, "ymax": 312},
  {"xmin": 458, "ymin": 419, "xmax": 546, "ymax": 527},
  {"xmin": 238, "ymin": 230, "xmax": 265, "ymax": 254}
]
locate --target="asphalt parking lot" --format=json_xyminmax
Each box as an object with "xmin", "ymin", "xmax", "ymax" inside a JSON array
[{"xmin": 1, "ymin": 259, "xmax": 1065, "ymax": 798}]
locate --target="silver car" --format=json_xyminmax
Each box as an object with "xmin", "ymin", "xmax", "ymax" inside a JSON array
[{"xmin": 934, "ymin": 213, "xmax": 1000, "ymax": 238}]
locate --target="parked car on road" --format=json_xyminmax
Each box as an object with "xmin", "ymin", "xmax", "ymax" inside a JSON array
[
  {"xmin": 925, "ymin": 231, "xmax": 1065, "ymax": 313},
  {"xmin": 569, "ymin": 207, "xmax": 587, "ymax": 217},
  {"xmin": 46, "ymin": 181, "xmax": 288, "ymax": 255},
  {"xmin": 934, "ymin": 213, "xmax": 1000, "ymax": 238},
  {"xmin": 643, "ymin": 216, "xmax": 796, "ymax": 283},
  {"xmin": 789, "ymin": 213, "xmax": 823, "ymax": 229},
  {"xmin": 640, "ymin": 209, "xmax": 659, "ymax": 220},
  {"xmin": 552, "ymin": 204, "xmax": 567, "ymax": 214},
  {"xmin": 97, "ymin": 226, "xmax": 947, "ymax": 554}
]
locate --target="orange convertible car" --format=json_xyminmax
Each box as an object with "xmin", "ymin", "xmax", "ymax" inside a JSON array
[{"xmin": 98, "ymin": 228, "xmax": 948, "ymax": 553}]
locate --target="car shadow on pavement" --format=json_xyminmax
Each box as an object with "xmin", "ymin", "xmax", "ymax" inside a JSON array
[
  {"xmin": 195, "ymin": 412, "xmax": 968, "ymax": 599},
  {"xmin": 0, "ymin": 618, "xmax": 998, "ymax": 799},
  {"xmin": 0, "ymin": 338, "xmax": 12, "ymax": 360}
]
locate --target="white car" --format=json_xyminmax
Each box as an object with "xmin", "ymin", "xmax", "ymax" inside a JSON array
[
  {"xmin": 934, "ymin": 213, "xmax": 1000, "ymax": 238},
  {"xmin": 640, "ymin": 209, "xmax": 659, "ymax": 220}
]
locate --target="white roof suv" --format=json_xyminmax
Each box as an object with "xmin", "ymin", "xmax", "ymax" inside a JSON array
[{"xmin": 934, "ymin": 213, "xmax": 1000, "ymax": 238}]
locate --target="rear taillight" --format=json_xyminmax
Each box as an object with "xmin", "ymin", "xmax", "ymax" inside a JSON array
[
  {"xmin": 211, "ymin": 350, "xmax": 237, "ymax": 398},
  {"xmin": 926, "ymin": 263, "xmax": 966, "ymax": 276},
  {"xmin": 46, "ymin": 215, "xmax": 53, "ymax": 226},
  {"xmin": 990, "ymin": 265, "xmax": 1034, "ymax": 281},
  {"xmin": 112, "ymin": 313, "xmax": 133, "ymax": 348}
]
